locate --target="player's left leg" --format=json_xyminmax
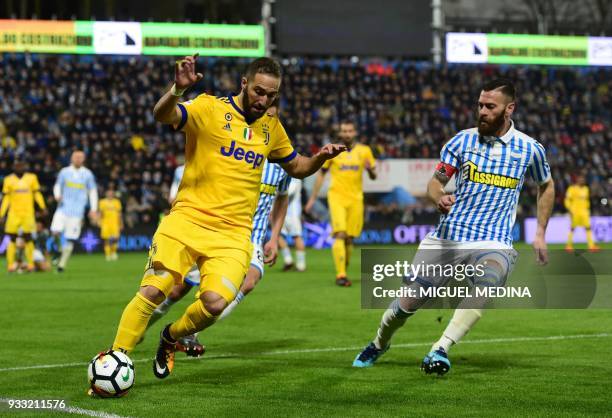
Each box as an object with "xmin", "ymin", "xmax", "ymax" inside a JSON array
[
  {"xmin": 22, "ymin": 233, "xmax": 36, "ymax": 272},
  {"xmin": 293, "ymin": 235, "xmax": 306, "ymax": 272},
  {"xmin": 582, "ymin": 215, "xmax": 600, "ymax": 252},
  {"xmin": 345, "ymin": 198, "xmax": 364, "ymax": 275},
  {"xmin": 155, "ymin": 245, "xmax": 249, "ymax": 378},
  {"xmin": 219, "ymin": 245, "xmax": 264, "ymax": 320},
  {"xmin": 423, "ymin": 247, "xmax": 516, "ymax": 375},
  {"xmin": 57, "ymin": 216, "xmax": 82, "ymax": 272}
]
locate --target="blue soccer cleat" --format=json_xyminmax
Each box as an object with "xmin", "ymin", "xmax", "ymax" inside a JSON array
[
  {"xmin": 352, "ymin": 342, "xmax": 389, "ymax": 368},
  {"xmin": 421, "ymin": 347, "xmax": 451, "ymax": 375}
]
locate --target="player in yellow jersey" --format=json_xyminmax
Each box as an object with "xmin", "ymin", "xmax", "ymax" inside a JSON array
[
  {"xmin": 306, "ymin": 121, "xmax": 377, "ymax": 286},
  {"xmin": 100, "ymin": 55, "xmax": 346, "ymax": 384},
  {"xmin": 564, "ymin": 174, "xmax": 599, "ymax": 252},
  {"xmin": 98, "ymin": 189, "xmax": 123, "ymax": 261},
  {"xmin": 0, "ymin": 161, "xmax": 47, "ymax": 272}
]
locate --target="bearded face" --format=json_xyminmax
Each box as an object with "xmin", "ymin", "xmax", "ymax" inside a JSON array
[
  {"xmin": 477, "ymin": 89, "xmax": 514, "ymax": 137},
  {"xmin": 478, "ymin": 104, "xmax": 507, "ymax": 136}
]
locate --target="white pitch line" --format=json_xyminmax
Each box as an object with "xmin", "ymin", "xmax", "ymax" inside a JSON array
[
  {"xmin": 0, "ymin": 333, "xmax": 609, "ymax": 373},
  {"xmin": 0, "ymin": 398, "xmax": 131, "ymax": 418}
]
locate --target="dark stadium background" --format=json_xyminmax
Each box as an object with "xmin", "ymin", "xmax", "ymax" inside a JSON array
[{"xmin": 0, "ymin": 0, "xmax": 609, "ymax": 254}]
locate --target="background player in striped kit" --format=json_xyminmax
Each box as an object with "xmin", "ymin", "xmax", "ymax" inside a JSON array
[
  {"xmin": 279, "ymin": 177, "xmax": 307, "ymax": 272},
  {"xmin": 353, "ymin": 79, "xmax": 555, "ymax": 374},
  {"xmin": 50, "ymin": 150, "xmax": 98, "ymax": 272}
]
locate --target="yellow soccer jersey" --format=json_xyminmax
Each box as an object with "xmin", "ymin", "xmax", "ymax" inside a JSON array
[
  {"xmin": 0, "ymin": 173, "xmax": 45, "ymax": 217},
  {"xmin": 564, "ymin": 185, "xmax": 590, "ymax": 213},
  {"xmin": 174, "ymin": 93, "xmax": 296, "ymax": 237},
  {"xmin": 323, "ymin": 143, "xmax": 375, "ymax": 200},
  {"xmin": 100, "ymin": 198, "xmax": 122, "ymax": 227}
]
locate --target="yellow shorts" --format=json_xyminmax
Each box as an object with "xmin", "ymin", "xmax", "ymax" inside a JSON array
[
  {"xmin": 570, "ymin": 211, "xmax": 591, "ymax": 228},
  {"xmin": 142, "ymin": 212, "xmax": 252, "ymax": 303},
  {"xmin": 100, "ymin": 223, "xmax": 120, "ymax": 239},
  {"xmin": 5, "ymin": 212, "xmax": 35, "ymax": 234},
  {"xmin": 328, "ymin": 195, "xmax": 364, "ymax": 237}
]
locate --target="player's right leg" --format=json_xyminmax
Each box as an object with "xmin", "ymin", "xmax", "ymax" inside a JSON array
[
  {"xmin": 5, "ymin": 234, "xmax": 18, "ymax": 272},
  {"xmin": 566, "ymin": 226, "xmax": 575, "ymax": 252},
  {"xmin": 49, "ymin": 210, "xmax": 65, "ymax": 261},
  {"xmin": 328, "ymin": 196, "xmax": 351, "ymax": 286}
]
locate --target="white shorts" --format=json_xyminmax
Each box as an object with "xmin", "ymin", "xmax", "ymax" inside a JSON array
[
  {"xmin": 282, "ymin": 216, "xmax": 302, "ymax": 237},
  {"xmin": 407, "ymin": 234, "xmax": 517, "ymax": 288},
  {"xmin": 33, "ymin": 249, "xmax": 45, "ymax": 263},
  {"xmin": 184, "ymin": 264, "xmax": 201, "ymax": 287},
  {"xmin": 250, "ymin": 243, "xmax": 264, "ymax": 277},
  {"xmin": 50, "ymin": 211, "xmax": 83, "ymax": 240}
]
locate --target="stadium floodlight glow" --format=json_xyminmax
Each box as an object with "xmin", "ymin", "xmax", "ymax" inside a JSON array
[
  {"xmin": 446, "ymin": 32, "xmax": 612, "ymax": 66},
  {"xmin": 0, "ymin": 19, "xmax": 265, "ymax": 57}
]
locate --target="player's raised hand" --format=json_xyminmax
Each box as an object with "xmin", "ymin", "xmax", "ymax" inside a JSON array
[
  {"xmin": 317, "ymin": 143, "xmax": 347, "ymax": 160},
  {"xmin": 88, "ymin": 210, "xmax": 99, "ymax": 226},
  {"xmin": 175, "ymin": 53, "xmax": 204, "ymax": 90},
  {"xmin": 532, "ymin": 235, "xmax": 548, "ymax": 265},
  {"xmin": 437, "ymin": 194, "xmax": 456, "ymax": 214}
]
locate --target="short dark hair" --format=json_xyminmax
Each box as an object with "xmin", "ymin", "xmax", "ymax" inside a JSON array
[
  {"xmin": 339, "ymin": 120, "xmax": 357, "ymax": 128},
  {"xmin": 245, "ymin": 57, "xmax": 282, "ymax": 81},
  {"xmin": 482, "ymin": 78, "xmax": 516, "ymax": 101}
]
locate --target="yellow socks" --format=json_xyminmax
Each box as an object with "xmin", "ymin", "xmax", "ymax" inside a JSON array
[
  {"xmin": 332, "ymin": 238, "xmax": 346, "ymax": 278},
  {"xmin": 112, "ymin": 293, "xmax": 158, "ymax": 353},
  {"xmin": 586, "ymin": 230, "xmax": 595, "ymax": 248},
  {"xmin": 345, "ymin": 242, "xmax": 353, "ymax": 269},
  {"xmin": 24, "ymin": 241, "xmax": 34, "ymax": 268},
  {"xmin": 566, "ymin": 230, "xmax": 574, "ymax": 248},
  {"xmin": 169, "ymin": 299, "xmax": 215, "ymax": 340},
  {"xmin": 104, "ymin": 242, "xmax": 111, "ymax": 258},
  {"xmin": 6, "ymin": 241, "xmax": 16, "ymax": 268}
]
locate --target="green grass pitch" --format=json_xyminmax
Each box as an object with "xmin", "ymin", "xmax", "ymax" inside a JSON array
[{"xmin": 1, "ymin": 245, "xmax": 611, "ymax": 417}]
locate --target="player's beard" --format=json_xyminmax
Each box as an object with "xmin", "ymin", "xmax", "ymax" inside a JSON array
[
  {"xmin": 478, "ymin": 108, "xmax": 506, "ymax": 136},
  {"xmin": 242, "ymin": 87, "xmax": 266, "ymax": 121}
]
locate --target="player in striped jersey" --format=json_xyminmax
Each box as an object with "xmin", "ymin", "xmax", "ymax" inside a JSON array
[
  {"xmin": 353, "ymin": 79, "xmax": 555, "ymax": 374},
  {"xmin": 218, "ymin": 159, "xmax": 291, "ymax": 319},
  {"xmin": 50, "ymin": 151, "xmax": 98, "ymax": 272}
]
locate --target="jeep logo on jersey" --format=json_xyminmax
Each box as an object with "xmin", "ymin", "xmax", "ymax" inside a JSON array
[{"xmin": 220, "ymin": 140, "xmax": 264, "ymax": 169}]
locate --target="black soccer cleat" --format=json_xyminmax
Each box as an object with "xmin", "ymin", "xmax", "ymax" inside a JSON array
[
  {"xmin": 421, "ymin": 348, "xmax": 451, "ymax": 376},
  {"xmin": 176, "ymin": 334, "xmax": 205, "ymax": 358},
  {"xmin": 153, "ymin": 325, "xmax": 176, "ymax": 379}
]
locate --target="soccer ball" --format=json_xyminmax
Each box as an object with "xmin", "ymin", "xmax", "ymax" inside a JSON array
[{"xmin": 88, "ymin": 350, "xmax": 135, "ymax": 397}]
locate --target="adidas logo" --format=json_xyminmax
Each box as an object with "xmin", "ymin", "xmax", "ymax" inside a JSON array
[{"xmin": 223, "ymin": 123, "xmax": 232, "ymax": 131}]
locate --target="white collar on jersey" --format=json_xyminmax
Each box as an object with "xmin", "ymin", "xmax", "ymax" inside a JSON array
[{"xmin": 479, "ymin": 120, "xmax": 515, "ymax": 145}]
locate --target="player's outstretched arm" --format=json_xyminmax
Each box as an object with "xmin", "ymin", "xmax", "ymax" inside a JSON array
[
  {"xmin": 280, "ymin": 144, "xmax": 346, "ymax": 180},
  {"xmin": 153, "ymin": 54, "xmax": 203, "ymax": 126},
  {"xmin": 533, "ymin": 179, "xmax": 555, "ymax": 265}
]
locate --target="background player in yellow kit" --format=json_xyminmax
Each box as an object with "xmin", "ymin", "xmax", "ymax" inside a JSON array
[
  {"xmin": 0, "ymin": 160, "xmax": 47, "ymax": 272},
  {"xmin": 102, "ymin": 55, "xmax": 345, "ymax": 384},
  {"xmin": 99, "ymin": 188, "xmax": 123, "ymax": 261},
  {"xmin": 564, "ymin": 173, "xmax": 599, "ymax": 252},
  {"xmin": 306, "ymin": 121, "xmax": 377, "ymax": 286}
]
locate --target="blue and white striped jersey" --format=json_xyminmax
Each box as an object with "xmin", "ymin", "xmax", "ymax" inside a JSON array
[
  {"xmin": 433, "ymin": 121, "xmax": 551, "ymax": 246},
  {"xmin": 54, "ymin": 166, "xmax": 98, "ymax": 218},
  {"xmin": 251, "ymin": 161, "xmax": 291, "ymax": 245}
]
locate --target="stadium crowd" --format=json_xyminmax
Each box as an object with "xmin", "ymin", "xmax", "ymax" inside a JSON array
[{"xmin": 0, "ymin": 53, "xmax": 609, "ymax": 226}]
